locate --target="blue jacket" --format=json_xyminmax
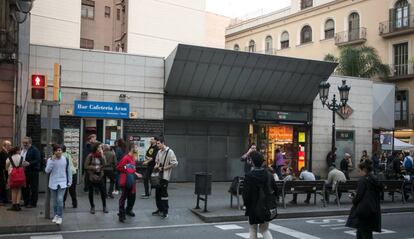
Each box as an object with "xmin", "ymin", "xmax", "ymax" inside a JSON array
[{"xmin": 25, "ymin": 145, "xmax": 41, "ymax": 172}]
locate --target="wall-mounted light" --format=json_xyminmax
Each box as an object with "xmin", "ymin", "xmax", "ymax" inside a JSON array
[
  {"xmin": 119, "ymin": 94, "xmax": 127, "ymax": 101},
  {"xmin": 81, "ymin": 91, "xmax": 88, "ymax": 100}
]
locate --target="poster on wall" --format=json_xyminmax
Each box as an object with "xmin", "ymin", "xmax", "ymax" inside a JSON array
[
  {"xmin": 128, "ymin": 136, "xmax": 152, "ymax": 162},
  {"xmin": 335, "ymin": 130, "xmax": 355, "ymax": 167},
  {"xmin": 63, "ymin": 128, "xmax": 80, "ymax": 168}
]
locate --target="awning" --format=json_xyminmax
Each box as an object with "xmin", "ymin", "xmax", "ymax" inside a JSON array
[
  {"xmin": 382, "ymin": 137, "xmax": 414, "ymax": 151},
  {"xmin": 165, "ymin": 44, "xmax": 337, "ymax": 105}
]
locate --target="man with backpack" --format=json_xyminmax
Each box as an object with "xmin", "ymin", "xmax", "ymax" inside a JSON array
[
  {"xmin": 243, "ymin": 151, "xmax": 277, "ymax": 239},
  {"xmin": 403, "ymin": 152, "xmax": 413, "ymax": 174},
  {"xmin": 21, "ymin": 137, "xmax": 41, "ymax": 208}
]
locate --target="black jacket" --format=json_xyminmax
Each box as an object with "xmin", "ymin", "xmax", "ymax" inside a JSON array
[
  {"xmin": 242, "ymin": 168, "xmax": 277, "ymax": 225},
  {"xmin": 25, "ymin": 145, "xmax": 41, "ymax": 172},
  {"xmin": 346, "ymin": 174, "xmax": 382, "ymax": 232},
  {"xmin": 0, "ymin": 149, "xmax": 8, "ymax": 179}
]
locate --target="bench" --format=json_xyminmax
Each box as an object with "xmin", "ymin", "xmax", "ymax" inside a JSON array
[
  {"xmin": 332, "ymin": 180, "xmax": 358, "ymax": 207},
  {"xmin": 380, "ymin": 180, "xmax": 405, "ymax": 204},
  {"xmin": 282, "ymin": 180, "xmax": 326, "ymax": 208},
  {"xmin": 229, "ymin": 177, "xmax": 244, "ymax": 210}
]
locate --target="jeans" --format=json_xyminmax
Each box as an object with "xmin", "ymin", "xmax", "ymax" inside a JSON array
[
  {"xmin": 104, "ymin": 170, "xmax": 115, "ymax": 195},
  {"xmin": 155, "ymin": 179, "xmax": 169, "ymax": 214},
  {"xmin": 64, "ymin": 174, "xmax": 78, "ymax": 207},
  {"xmin": 51, "ymin": 187, "xmax": 66, "ymax": 217},
  {"xmin": 22, "ymin": 171, "xmax": 39, "ymax": 206},
  {"xmin": 356, "ymin": 228, "xmax": 373, "ymax": 239},
  {"xmin": 118, "ymin": 187, "xmax": 136, "ymax": 216},
  {"xmin": 143, "ymin": 167, "xmax": 153, "ymax": 196},
  {"xmin": 249, "ymin": 222, "xmax": 273, "ymax": 239}
]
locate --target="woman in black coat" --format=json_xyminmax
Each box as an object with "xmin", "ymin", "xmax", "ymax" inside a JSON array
[
  {"xmin": 346, "ymin": 160, "xmax": 382, "ymax": 239},
  {"xmin": 242, "ymin": 151, "xmax": 277, "ymax": 239}
]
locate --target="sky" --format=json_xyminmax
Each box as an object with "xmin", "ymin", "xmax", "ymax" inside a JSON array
[{"xmin": 206, "ymin": 0, "xmax": 291, "ymax": 18}]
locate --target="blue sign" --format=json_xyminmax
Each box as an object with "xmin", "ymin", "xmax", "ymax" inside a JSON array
[{"xmin": 74, "ymin": 100, "xmax": 130, "ymax": 119}]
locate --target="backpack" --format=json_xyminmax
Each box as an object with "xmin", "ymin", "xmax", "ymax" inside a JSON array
[
  {"xmin": 404, "ymin": 156, "xmax": 413, "ymax": 170},
  {"xmin": 8, "ymin": 157, "xmax": 26, "ymax": 188},
  {"xmin": 253, "ymin": 172, "xmax": 278, "ymax": 222}
]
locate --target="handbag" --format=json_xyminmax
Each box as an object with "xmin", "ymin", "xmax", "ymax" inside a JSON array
[{"xmin": 150, "ymin": 149, "xmax": 170, "ymax": 188}]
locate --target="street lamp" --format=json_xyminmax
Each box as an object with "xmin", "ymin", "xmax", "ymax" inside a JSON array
[{"xmin": 318, "ymin": 80, "xmax": 351, "ymax": 157}]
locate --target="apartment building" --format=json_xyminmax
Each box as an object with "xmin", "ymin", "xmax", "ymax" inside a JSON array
[{"xmin": 225, "ymin": 0, "xmax": 414, "ymax": 143}]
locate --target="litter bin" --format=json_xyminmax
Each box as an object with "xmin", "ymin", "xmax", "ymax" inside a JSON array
[
  {"xmin": 195, "ymin": 172, "xmax": 212, "ymax": 195},
  {"xmin": 194, "ymin": 172, "xmax": 212, "ymax": 212}
]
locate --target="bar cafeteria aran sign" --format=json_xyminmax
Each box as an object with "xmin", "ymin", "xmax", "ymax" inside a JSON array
[{"xmin": 74, "ymin": 100, "xmax": 130, "ymax": 119}]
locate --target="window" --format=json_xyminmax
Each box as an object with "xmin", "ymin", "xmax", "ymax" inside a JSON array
[
  {"xmin": 324, "ymin": 19, "xmax": 335, "ymax": 39},
  {"xmin": 395, "ymin": 90, "xmax": 408, "ymax": 123},
  {"xmin": 280, "ymin": 31, "xmax": 289, "ymax": 49},
  {"xmin": 394, "ymin": 0, "xmax": 409, "ymax": 28},
  {"xmin": 301, "ymin": 25, "xmax": 312, "ymax": 44},
  {"xmin": 265, "ymin": 36, "xmax": 273, "ymax": 54},
  {"xmin": 105, "ymin": 6, "xmax": 110, "ymax": 18},
  {"xmin": 248, "ymin": 40, "xmax": 256, "ymax": 53},
  {"xmin": 81, "ymin": 1, "xmax": 95, "ymax": 19},
  {"xmin": 234, "ymin": 44, "xmax": 240, "ymax": 51},
  {"xmin": 348, "ymin": 12, "xmax": 360, "ymax": 41},
  {"xmin": 301, "ymin": 0, "xmax": 313, "ymax": 10},
  {"xmin": 104, "ymin": 46, "xmax": 110, "ymax": 51},
  {"xmin": 117, "ymin": 8, "xmax": 121, "ymax": 20},
  {"xmin": 80, "ymin": 38, "xmax": 94, "ymax": 49},
  {"xmin": 393, "ymin": 42, "xmax": 409, "ymax": 76}
]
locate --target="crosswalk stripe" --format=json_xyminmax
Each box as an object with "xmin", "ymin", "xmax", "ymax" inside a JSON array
[
  {"xmin": 30, "ymin": 235, "xmax": 63, "ymax": 239},
  {"xmin": 235, "ymin": 233, "xmax": 263, "ymax": 239},
  {"xmin": 268, "ymin": 223, "xmax": 321, "ymax": 239},
  {"xmin": 344, "ymin": 229, "xmax": 396, "ymax": 236},
  {"xmin": 215, "ymin": 224, "xmax": 244, "ymax": 230},
  {"xmin": 320, "ymin": 223, "xmax": 345, "ymax": 227}
]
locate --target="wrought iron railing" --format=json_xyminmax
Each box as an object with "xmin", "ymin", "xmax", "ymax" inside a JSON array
[
  {"xmin": 335, "ymin": 27, "xmax": 367, "ymax": 45},
  {"xmin": 388, "ymin": 63, "xmax": 414, "ymax": 77},
  {"xmin": 395, "ymin": 113, "xmax": 414, "ymax": 129},
  {"xmin": 379, "ymin": 14, "xmax": 414, "ymax": 36}
]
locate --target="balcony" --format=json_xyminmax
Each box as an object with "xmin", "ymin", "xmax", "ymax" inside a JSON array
[
  {"xmin": 243, "ymin": 48, "xmax": 277, "ymax": 55},
  {"xmin": 396, "ymin": 113, "xmax": 414, "ymax": 129},
  {"xmin": 334, "ymin": 27, "xmax": 367, "ymax": 47},
  {"xmin": 379, "ymin": 15, "xmax": 414, "ymax": 38},
  {"xmin": 387, "ymin": 63, "xmax": 414, "ymax": 80}
]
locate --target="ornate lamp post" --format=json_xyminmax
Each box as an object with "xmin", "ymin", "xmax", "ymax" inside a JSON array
[{"xmin": 318, "ymin": 80, "xmax": 351, "ymax": 155}]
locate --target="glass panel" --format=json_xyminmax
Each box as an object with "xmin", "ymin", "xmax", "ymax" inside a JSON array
[{"xmin": 104, "ymin": 119, "xmax": 122, "ymax": 146}]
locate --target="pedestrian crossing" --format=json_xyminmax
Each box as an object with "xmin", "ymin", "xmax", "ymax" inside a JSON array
[{"xmin": 30, "ymin": 236, "xmax": 63, "ymax": 239}]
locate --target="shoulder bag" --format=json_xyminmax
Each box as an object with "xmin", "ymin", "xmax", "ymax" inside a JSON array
[{"xmin": 150, "ymin": 149, "xmax": 170, "ymax": 188}]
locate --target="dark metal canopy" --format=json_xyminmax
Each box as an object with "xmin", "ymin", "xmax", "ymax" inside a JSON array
[{"xmin": 165, "ymin": 44, "xmax": 337, "ymax": 105}]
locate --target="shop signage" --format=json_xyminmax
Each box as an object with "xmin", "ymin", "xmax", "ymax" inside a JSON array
[
  {"xmin": 337, "ymin": 105, "xmax": 354, "ymax": 119},
  {"xmin": 255, "ymin": 110, "xmax": 309, "ymax": 122},
  {"xmin": 336, "ymin": 131, "xmax": 354, "ymax": 141},
  {"xmin": 74, "ymin": 100, "xmax": 130, "ymax": 119},
  {"xmin": 298, "ymin": 132, "xmax": 306, "ymax": 143}
]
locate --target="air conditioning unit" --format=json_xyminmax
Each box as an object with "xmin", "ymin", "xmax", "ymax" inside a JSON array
[{"xmin": 129, "ymin": 111, "xmax": 138, "ymax": 119}]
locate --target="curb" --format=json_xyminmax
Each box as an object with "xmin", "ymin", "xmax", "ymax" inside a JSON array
[
  {"xmin": 191, "ymin": 206, "xmax": 414, "ymax": 223},
  {"xmin": 0, "ymin": 223, "xmax": 59, "ymax": 235}
]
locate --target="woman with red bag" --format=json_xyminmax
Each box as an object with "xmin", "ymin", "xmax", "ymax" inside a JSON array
[
  {"xmin": 6, "ymin": 147, "xmax": 28, "ymax": 211},
  {"xmin": 117, "ymin": 145, "xmax": 141, "ymax": 222}
]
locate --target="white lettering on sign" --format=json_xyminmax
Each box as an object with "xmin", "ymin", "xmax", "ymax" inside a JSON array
[{"xmin": 77, "ymin": 104, "xmax": 88, "ymax": 109}]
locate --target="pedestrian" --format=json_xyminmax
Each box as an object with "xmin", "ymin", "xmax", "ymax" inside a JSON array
[
  {"xmin": 325, "ymin": 165, "xmax": 347, "ymax": 204},
  {"xmin": 21, "ymin": 136, "xmax": 41, "ymax": 208},
  {"xmin": 117, "ymin": 145, "xmax": 141, "ymax": 222},
  {"xmin": 84, "ymin": 142, "xmax": 108, "ymax": 214},
  {"xmin": 141, "ymin": 136, "xmax": 159, "ymax": 199},
  {"xmin": 63, "ymin": 145, "xmax": 78, "ymax": 208},
  {"xmin": 371, "ymin": 152, "xmax": 380, "ymax": 174},
  {"xmin": 102, "ymin": 144, "xmax": 116, "ymax": 199},
  {"xmin": 152, "ymin": 137, "xmax": 178, "ymax": 219},
  {"xmin": 45, "ymin": 145, "xmax": 72, "ymax": 225},
  {"xmin": 114, "ymin": 138, "xmax": 127, "ymax": 195},
  {"xmin": 403, "ymin": 151, "xmax": 413, "ymax": 174},
  {"xmin": 241, "ymin": 144, "xmax": 256, "ymax": 174},
  {"xmin": 346, "ymin": 160, "xmax": 382, "ymax": 239},
  {"xmin": 340, "ymin": 153, "xmax": 353, "ymax": 180},
  {"xmin": 360, "ymin": 150, "xmax": 369, "ymax": 163},
  {"xmin": 0, "ymin": 140, "xmax": 12, "ymax": 204},
  {"xmin": 290, "ymin": 167, "xmax": 316, "ymax": 204},
  {"xmin": 326, "ymin": 147, "xmax": 337, "ymax": 168},
  {"xmin": 83, "ymin": 134, "xmax": 97, "ymax": 192},
  {"xmin": 242, "ymin": 151, "xmax": 277, "ymax": 239},
  {"xmin": 6, "ymin": 147, "xmax": 27, "ymax": 211},
  {"xmin": 272, "ymin": 148, "xmax": 285, "ymax": 179}
]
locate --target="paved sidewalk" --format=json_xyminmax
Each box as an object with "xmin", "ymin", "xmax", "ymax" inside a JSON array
[{"xmin": 0, "ymin": 182, "xmax": 413, "ymax": 234}]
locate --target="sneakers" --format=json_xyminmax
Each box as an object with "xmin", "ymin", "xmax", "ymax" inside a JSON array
[
  {"xmin": 151, "ymin": 210, "xmax": 160, "ymax": 216},
  {"xmin": 55, "ymin": 217, "xmax": 62, "ymax": 225},
  {"xmin": 52, "ymin": 215, "xmax": 58, "ymax": 223},
  {"xmin": 112, "ymin": 190, "xmax": 119, "ymax": 195},
  {"xmin": 140, "ymin": 194, "xmax": 150, "ymax": 199},
  {"xmin": 161, "ymin": 213, "xmax": 168, "ymax": 219},
  {"xmin": 90, "ymin": 207, "xmax": 95, "ymax": 214},
  {"xmin": 103, "ymin": 207, "xmax": 108, "ymax": 213}
]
